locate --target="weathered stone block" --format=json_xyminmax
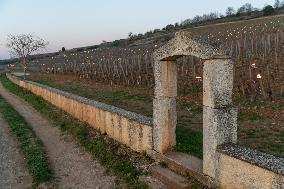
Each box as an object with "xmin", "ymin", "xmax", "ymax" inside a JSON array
[
  {"xmin": 94, "ymin": 109, "xmax": 100, "ymax": 130},
  {"xmin": 67, "ymin": 98, "xmax": 73, "ymax": 113},
  {"xmin": 49, "ymin": 92, "xmax": 54, "ymax": 105},
  {"xmin": 62, "ymin": 96, "xmax": 68, "ymax": 112},
  {"xmin": 99, "ymin": 110, "xmax": 106, "ymax": 134},
  {"xmin": 31, "ymin": 86, "xmax": 36, "ymax": 94},
  {"xmin": 72, "ymin": 100, "xmax": 78, "ymax": 118},
  {"xmin": 58, "ymin": 95, "xmax": 64, "ymax": 110},
  {"xmin": 153, "ymin": 97, "xmax": 176, "ymax": 153},
  {"xmin": 86, "ymin": 105, "xmax": 95, "ymax": 125},
  {"xmin": 218, "ymin": 153, "xmax": 284, "ymax": 189},
  {"xmin": 71, "ymin": 100, "xmax": 77, "ymax": 118},
  {"xmin": 54, "ymin": 93, "xmax": 59, "ymax": 107},
  {"xmin": 203, "ymin": 59, "xmax": 234, "ymax": 108},
  {"xmin": 105, "ymin": 111, "xmax": 113, "ymax": 137},
  {"xmin": 44, "ymin": 90, "xmax": 50, "ymax": 101},
  {"xmin": 42, "ymin": 88, "xmax": 46, "ymax": 99},
  {"xmin": 129, "ymin": 121, "xmax": 140, "ymax": 151},
  {"xmin": 121, "ymin": 117, "xmax": 130, "ymax": 146},
  {"xmin": 74, "ymin": 101, "xmax": 82, "ymax": 120},
  {"xmin": 142, "ymin": 125, "xmax": 153, "ymax": 151},
  {"xmin": 91, "ymin": 107, "xmax": 97, "ymax": 127},
  {"xmin": 112, "ymin": 114, "xmax": 121, "ymax": 142},
  {"xmin": 154, "ymin": 60, "xmax": 177, "ymax": 98},
  {"xmin": 84, "ymin": 105, "xmax": 90, "ymax": 124},
  {"xmin": 203, "ymin": 106, "xmax": 237, "ymax": 178}
]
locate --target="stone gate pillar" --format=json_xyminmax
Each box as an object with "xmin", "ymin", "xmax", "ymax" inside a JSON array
[
  {"xmin": 153, "ymin": 59, "xmax": 177, "ymax": 153},
  {"xmin": 203, "ymin": 58, "xmax": 237, "ymax": 179}
]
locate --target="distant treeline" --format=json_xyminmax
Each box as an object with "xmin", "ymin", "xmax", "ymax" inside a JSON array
[
  {"xmin": 71, "ymin": 1, "xmax": 284, "ymax": 52},
  {"xmin": 126, "ymin": 2, "xmax": 284, "ymax": 41},
  {"xmin": 0, "ymin": 59, "xmax": 18, "ymax": 65},
  {"xmin": 0, "ymin": 52, "xmax": 60, "ymax": 65}
]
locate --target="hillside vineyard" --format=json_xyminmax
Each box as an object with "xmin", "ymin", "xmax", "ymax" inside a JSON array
[{"xmin": 29, "ymin": 16, "xmax": 284, "ymax": 99}]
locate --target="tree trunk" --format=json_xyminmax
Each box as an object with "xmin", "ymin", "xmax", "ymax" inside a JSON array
[
  {"xmin": 23, "ymin": 58, "xmax": 27, "ymax": 80},
  {"xmin": 24, "ymin": 66, "xmax": 26, "ymax": 79}
]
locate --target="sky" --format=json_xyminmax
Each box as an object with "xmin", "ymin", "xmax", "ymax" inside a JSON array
[{"xmin": 0, "ymin": 0, "xmax": 276, "ymax": 59}]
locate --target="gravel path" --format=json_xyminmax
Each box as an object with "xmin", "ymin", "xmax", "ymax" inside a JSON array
[
  {"xmin": 0, "ymin": 83, "xmax": 116, "ymax": 189},
  {"xmin": 0, "ymin": 114, "xmax": 33, "ymax": 189}
]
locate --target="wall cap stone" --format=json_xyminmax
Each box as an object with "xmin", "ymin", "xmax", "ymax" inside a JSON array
[
  {"xmin": 217, "ymin": 143, "xmax": 284, "ymax": 175},
  {"xmin": 9, "ymin": 73, "xmax": 153, "ymax": 126},
  {"xmin": 153, "ymin": 31, "xmax": 229, "ymax": 61}
]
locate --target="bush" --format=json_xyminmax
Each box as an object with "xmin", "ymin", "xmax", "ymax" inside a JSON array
[{"xmin": 263, "ymin": 5, "xmax": 274, "ymax": 16}]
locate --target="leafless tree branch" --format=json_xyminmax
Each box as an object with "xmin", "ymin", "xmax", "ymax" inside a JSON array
[{"xmin": 6, "ymin": 33, "xmax": 48, "ymax": 78}]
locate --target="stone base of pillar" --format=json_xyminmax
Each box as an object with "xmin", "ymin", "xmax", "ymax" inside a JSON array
[
  {"xmin": 203, "ymin": 106, "xmax": 237, "ymax": 178},
  {"xmin": 153, "ymin": 97, "xmax": 177, "ymax": 153}
]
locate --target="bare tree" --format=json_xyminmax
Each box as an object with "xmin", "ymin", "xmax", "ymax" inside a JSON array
[
  {"xmin": 226, "ymin": 7, "xmax": 235, "ymax": 16},
  {"xmin": 244, "ymin": 3, "xmax": 253, "ymax": 13},
  {"xmin": 274, "ymin": 0, "xmax": 280, "ymax": 8},
  {"xmin": 6, "ymin": 34, "xmax": 48, "ymax": 79},
  {"xmin": 181, "ymin": 18, "xmax": 192, "ymax": 26},
  {"xmin": 128, "ymin": 32, "xmax": 133, "ymax": 39},
  {"xmin": 237, "ymin": 3, "xmax": 253, "ymax": 15}
]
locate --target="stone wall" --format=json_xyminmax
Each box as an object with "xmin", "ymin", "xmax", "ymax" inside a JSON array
[
  {"xmin": 7, "ymin": 73, "xmax": 284, "ymax": 189},
  {"xmin": 7, "ymin": 73, "xmax": 153, "ymax": 152},
  {"xmin": 217, "ymin": 144, "xmax": 284, "ymax": 189}
]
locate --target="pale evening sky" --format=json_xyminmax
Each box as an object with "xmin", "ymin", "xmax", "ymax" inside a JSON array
[{"xmin": 0, "ymin": 0, "xmax": 276, "ymax": 59}]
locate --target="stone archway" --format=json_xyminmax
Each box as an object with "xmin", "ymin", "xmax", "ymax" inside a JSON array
[{"xmin": 153, "ymin": 30, "xmax": 237, "ymax": 179}]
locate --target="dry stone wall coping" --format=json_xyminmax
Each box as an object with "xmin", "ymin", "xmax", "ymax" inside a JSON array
[
  {"xmin": 11, "ymin": 74, "xmax": 153, "ymax": 126},
  {"xmin": 217, "ymin": 143, "xmax": 284, "ymax": 175}
]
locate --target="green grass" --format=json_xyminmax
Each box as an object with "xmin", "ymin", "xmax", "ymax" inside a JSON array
[
  {"xmin": 178, "ymin": 100, "xmax": 203, "ymax": 116},
  {"xmin": 175, "ymin": 125, "xmax": 203, "ymax": 159},
  {"xmin": 0, "ymin": 74, "xmax": 148, "ymax": 189},
  {"xmin": 238, "ymin": 125, "xmax": 284, "ymax": 158},
  {"xmin": 272, "ymin": 100, "xmax": 284, "ymax": 110},
  {"xmin": 187, "ymin": 176, "xmax": 204, "ymax": 189},
  {"xmin": 0, "ymin": 95, "xmax": 52, "ymax": 186},
  {"xmin": 177, "ymin": 86, "xmax": 200, "ymax": 96},
  {"xmin": 237, "ymin": 112, "xmax": 268, "ymax": 121},
  {"xmin": 234, "ymin": 95, "xmax": 268, "ymax": 108}
]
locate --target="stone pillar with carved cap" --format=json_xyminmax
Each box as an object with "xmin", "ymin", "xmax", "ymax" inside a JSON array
[
  {"xmin": 153, "ymin": 58, "xmax": 177, "ymax": 154},
  {"xmin": 203, "ymin": 58, "xmax": 237, "ymax": 179}
]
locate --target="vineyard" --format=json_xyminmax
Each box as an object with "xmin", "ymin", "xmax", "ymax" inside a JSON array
[{"xmin": 27, "ymin": 15, "xmax": 284, "ymax": 100}]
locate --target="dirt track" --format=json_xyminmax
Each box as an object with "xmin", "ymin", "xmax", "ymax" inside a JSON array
[
  {"xmin": 0, "ymin": 83, "xmax": 116, "ymax": 189},
  {"xmin": 0, "ymin": 114, "xmax": 32, "ymax": 189}
]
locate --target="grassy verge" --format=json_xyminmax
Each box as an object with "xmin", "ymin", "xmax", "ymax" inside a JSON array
[
  {"xmin": 0, "ymin": 74, "xmax": 149, "ymax": 189},
  {"xmin": 237, "ymin": 111, "xmax": 268, "ymax": 121},
  {"xmin": 175, "ymin": 125, "xmax": 203, "ymax": 157},
  {"xmin": 0, "ymin": 95, "xmax": 52, "ymax": 186}
]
